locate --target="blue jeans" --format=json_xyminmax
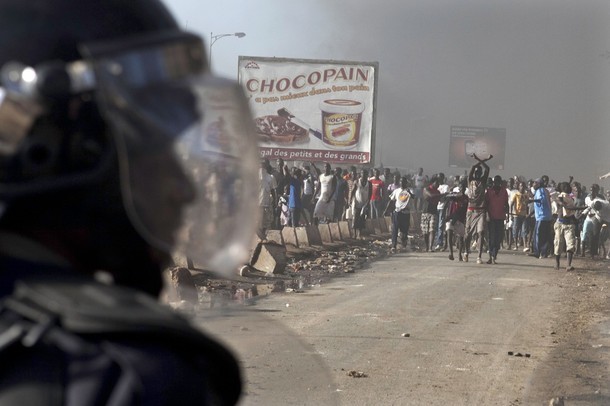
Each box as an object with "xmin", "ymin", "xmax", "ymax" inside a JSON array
[
  {"xmin": 436, "ymin": 206, "xmax": 447, "ymax": 246},
  {"xmin": 581, "ymin": 217, "xmax": 601, "ymax": 256},
  {"xmin": 512, "ymin": 216, "xmax": 526, "ymax": 242},
  {"xmin": 534, "ymin": 219, "xmax": 553, "ymax": 257},
  {"xmin": 370, "ymin": 200, "xmax": 382, "ymax": 219}
]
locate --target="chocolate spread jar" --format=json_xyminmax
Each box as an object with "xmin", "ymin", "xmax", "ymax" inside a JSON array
[{"xmin": 319, "ymin": 99, "xmax": 364, "ymax": 149}]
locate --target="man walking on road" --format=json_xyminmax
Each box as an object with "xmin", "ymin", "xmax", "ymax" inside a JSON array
[
  {"xmin": 510, "ymin": 180, "xmax": 529, "ymax": 251},
  {"xmin": 422, "ymin": 175, "xmax": 444, "ymax": 252},
  {"xmin": 464, "ymin": 154, "xmax": 492, "ymax": 264},
  {"xmin": 531, "ymin": 177, "xmax": 553, "ymax": 258},
  {"xmin": 445, "ymin": 180, "xmax": 469, "ymax": 261},
  {"xmin": 485, "ymin": 175, "xmax": 509, "ymax": 264},
  {"xmin": 369, "ymin": 168, "xmax": 385, "ymax": 219},
  {"xmin": 435, "ymin": 173, "xmax": 450, "ymax": 251},
  {"xmin": 385, "ymin": 176, "xmax": 413, "ymax": 252},
  {"xmin": 412, "ymin": 167, "xmax": 427, "ymax": 230},
  {"xmin": 552, "ymin": 182, "xmax": 586, "ymax": 270}
]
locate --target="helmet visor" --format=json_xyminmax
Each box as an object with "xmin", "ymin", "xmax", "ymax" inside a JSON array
[{"xmin": 83, "ymin": 33, "xmax": 260, "ymax": 275}]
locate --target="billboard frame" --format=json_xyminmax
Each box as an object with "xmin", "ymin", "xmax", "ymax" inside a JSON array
[
  {"xmin": 238, "ymin": 55, "xmax": 379, "ymax": 166},
  {"xmin": 448, "ymin": 125, "xmax": 506, "ymax": 170}
]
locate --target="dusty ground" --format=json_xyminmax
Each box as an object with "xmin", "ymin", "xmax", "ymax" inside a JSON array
[
  {"xmin": 189, "ymin": 233, "xmax": 610, "ymax": 313},
  {"xmin": 524, "ymin": 256, "xmax": 610, "ymax": 404},
  {"xmin": 183, "ymin": 234, "xmax": 610, "ymax": 405}
]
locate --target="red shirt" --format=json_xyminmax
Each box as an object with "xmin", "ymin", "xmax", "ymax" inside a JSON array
[
  {"xmin": 370, "ymin": 179, "xmax": 385, "ymax": 201},
  {"xmin": 447, "ymin": 194, "xmax": 469, "ymax": 223},
  {"xmin": 485, "ymin": 187, "xmax": 508, "ymax": 220}
]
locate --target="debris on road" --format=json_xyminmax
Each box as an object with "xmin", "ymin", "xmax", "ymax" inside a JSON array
[
  {"xmin": 183, "ymin": 236, "xmax": 395, "ymax": 307},
  {"xmin": 249, "ymin": 242, "xmax": 288, "ymax": 275},
  {"xmin": 548, "ymin": 396, "xmax": 565, "ymax": 406},
  {"xmin": 507, "ymin": 351, "xmax": 531, "ymax": 358},
  {"xmin": 347, "ymin": 370, "xmax": 368, "ymax": 378}
]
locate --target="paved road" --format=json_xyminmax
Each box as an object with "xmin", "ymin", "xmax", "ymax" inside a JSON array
[{"xmin": 195, "ymin": 249, "xmax": 610, "ymax": 406}]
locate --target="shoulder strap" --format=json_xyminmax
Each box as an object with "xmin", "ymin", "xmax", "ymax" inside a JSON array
[
  {"xmin": 0, "ymin": 276, "xmax": 242, "ymax": 405},
  {"xmin": 8, "ymin": 276, "xmax": 221, "ymax": 337}
]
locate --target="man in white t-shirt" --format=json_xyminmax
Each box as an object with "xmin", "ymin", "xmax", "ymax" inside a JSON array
[
  {"xmin": 384, "ymin": 176, "xmax": 413, "ymax": 251},
  {"xmin": 593, "ymin": 199, "xmax": 610, "ymax": 259},
  {"xmin": 313, "ymin": 163, "xmax": 337, "ymax": 224},
  {"xmin": 582, "ymin": 183, "xmax": 604, "ymax": 257},
  {"xmin": 505, "ymin": 177, "xmax": 518, "ymax": 250}
]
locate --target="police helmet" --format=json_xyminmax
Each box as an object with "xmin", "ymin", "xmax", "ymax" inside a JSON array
[{"xmin": 0, "ymin": 0, "xmax": 260, "ymax": 275}]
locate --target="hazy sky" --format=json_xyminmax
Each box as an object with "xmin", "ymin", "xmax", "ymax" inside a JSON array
[{"xmin": 166, "ymin": 0, "xmax": 610, "ymax": 183}]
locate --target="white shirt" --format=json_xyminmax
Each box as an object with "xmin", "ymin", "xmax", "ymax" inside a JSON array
[
  {"xmin": 353, "ymin": 181, "xmax": 370, "ymax": 209},
  {"xmin": 318, "ymin": 173, "xmax": 334, "ymax": 201},
  {"xmin": 598, "ymin": 201, "xmax": 610, "ymax": 222},
  {"xmin": 390, "ymin": 188, "xmax": 413, "ymax": 212},
  {"xmin": 591, "ymin": 199, "xmax": 610, "ymax": 222},
  {"xmin": 437, "ymin": 184, "xmax": 449, "ymax": 209}
]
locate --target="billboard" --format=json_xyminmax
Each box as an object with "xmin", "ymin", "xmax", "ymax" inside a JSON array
[
  {"xmin": 238, "ymin": 56, "xmax": 378, "ymax": 164},
  {"xmin": 449, "ymin": 126, "xmax": 506, "ymax": 170}
]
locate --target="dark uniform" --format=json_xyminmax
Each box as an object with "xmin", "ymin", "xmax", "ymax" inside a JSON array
[{"xmin": 0, "ymin": 0, "xmax": 260, "ymax": 404}]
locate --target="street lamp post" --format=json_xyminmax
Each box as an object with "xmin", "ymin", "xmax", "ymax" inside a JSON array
[{"xmin": 209, "ymin": 32, "xmax": 246, "ymax": 70}]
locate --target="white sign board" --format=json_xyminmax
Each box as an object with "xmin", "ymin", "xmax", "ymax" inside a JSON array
[{"xmin": 238, "ymin": 56, "xmax": 378, "ymax": 164}]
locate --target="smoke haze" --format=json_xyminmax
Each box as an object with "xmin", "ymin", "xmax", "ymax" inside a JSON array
[{"xmin": 168, "ymin": 0, "xmax": 610, "ymax": 183}]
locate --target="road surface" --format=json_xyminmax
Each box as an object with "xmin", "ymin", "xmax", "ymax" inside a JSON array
[{"xmin": 196, "ymin": 249, "xmax": 610, "ymax": 405}]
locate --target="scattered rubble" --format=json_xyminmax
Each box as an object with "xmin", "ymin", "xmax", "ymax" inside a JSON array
[
  {"xmin": 166, "ymin": 231, "xmax": 430, "ymax": 308},
  {"xmin": 196, "ymin": 239, "xmax": 390, "ymax": 306},
  {"xmin": 346, "ymin": 370, "xmax": 368, "ymax": 378},
  {"xmin": 548, "ymin": 397, "xmax": 564, "ymax": 406},
  {"xmin": 163, "ymin": 266, "xmax": 198, "ymax": 304},
  {"xmin": 507, "ymin": 351, "xmax": 531, "ymax": 358}
]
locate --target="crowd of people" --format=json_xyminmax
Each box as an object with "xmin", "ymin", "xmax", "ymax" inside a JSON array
[
  {"xmin": 259, "ymin": 155, "xmax": 610, "ymax": 271},
  {"xmin": 258, "ymin": 158, "xmax": 390, "ymax": 237}
]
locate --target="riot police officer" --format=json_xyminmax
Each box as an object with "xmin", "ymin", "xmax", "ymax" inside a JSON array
[{"xmin": 0, "ymin": 0, "xmax": 259, "ymax": 404}]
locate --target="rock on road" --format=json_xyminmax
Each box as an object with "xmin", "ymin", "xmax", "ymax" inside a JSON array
[{"xmin": 195, "ymin": 249, "xmax": 610, "ymax": 406}]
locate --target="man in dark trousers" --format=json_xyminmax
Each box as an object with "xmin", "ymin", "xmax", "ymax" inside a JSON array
[
  {"xmin": 531, "ymin": 177, "xmax": 553, "ymax": 258},
  {"xmin": 485, "ymin": 175, "xmax": 509, "ymax": 264},
  {"xmin": 384, "ymin": 176, "xmax": 413, "ymax": 252},
  {"xmin": 422, "ymin": 175, "xmax": 445, "ymax": 252}
]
